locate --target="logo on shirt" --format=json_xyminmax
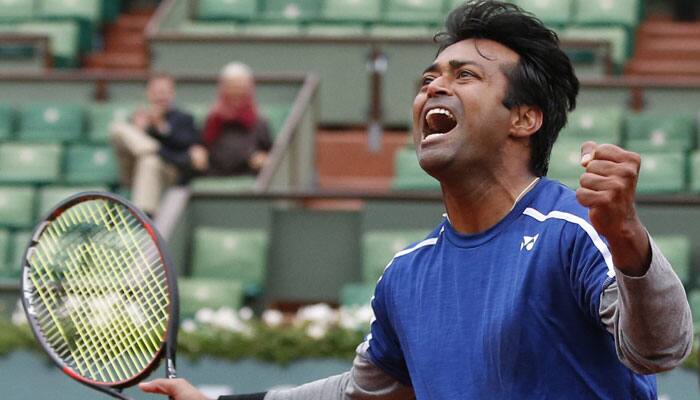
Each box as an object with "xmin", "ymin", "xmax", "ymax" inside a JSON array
[{"xmin": 520, "ymin": 234, "xmax": 539, "ymax": 251}]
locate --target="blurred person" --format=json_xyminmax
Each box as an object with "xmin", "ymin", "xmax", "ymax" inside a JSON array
[
  {"xmin": 189, "ymin": 62, "xmax": 273, "ymax": 177},
  {"xmin": 110, "ymin": 73, "xmax": 199, "ymax": 217},
  {"xmin": 141, "ymin": 2, "xmax": 692, "ymax": 399}
]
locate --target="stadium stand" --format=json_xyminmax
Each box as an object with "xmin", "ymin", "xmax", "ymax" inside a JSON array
[
  {"xmin": 178, "ymin": 277, "xmax": 244, "ymax": 317},
  {"xmin": 391, "ymin": 145, "xmax": 441, "ymax": 191},
  {"xmin": 339, "ymin": 282, "xmax": 375, "ymax": 307},
  {"xmin": 362, "ymin": 229, "xmax": 427, "ymax": 283}
]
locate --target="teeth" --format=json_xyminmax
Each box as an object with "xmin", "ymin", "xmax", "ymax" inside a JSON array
[{"xmin": 426, "ymin": 107, "xmax": 455, "ymax": 121}]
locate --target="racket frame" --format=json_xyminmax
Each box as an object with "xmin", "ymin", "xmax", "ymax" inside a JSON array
[{"xmin": 20, "ymin": 191, "xmax": 179, "ymax": 398}]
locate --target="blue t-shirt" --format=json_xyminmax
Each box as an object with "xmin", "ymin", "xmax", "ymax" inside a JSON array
[{"xmin": 367, "ymin": 178, "xmax": 656, "ymax": 399}]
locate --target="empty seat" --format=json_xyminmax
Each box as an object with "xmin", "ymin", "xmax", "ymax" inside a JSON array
[
  {"xmin": 262, "ymin": 0, "xmax": 321, "ymax": 22},
  {"xmin": 560, "ymin": 26, "xmax": 628, "ymax": 67},
  {"xmin": 0, "ymin": 229, "xmax": 9, "ymax": 279},
  {"xmin": 547, "ymin": 138, "xmax": 583, "ymax": 189},
  {"xmin": 0, "ymin": 104, "xmax": 14, "ymax": 140},
  {"xmin": 88, "ymin": 103, "xmax": 135, "ymax": 143},
  {"xmin": 0, "ymin": 0, "xmax": 35, "ymax": 21},
  {"xmin": 689, "ymin": 151, "xmax": 700, "ymax": 193},
  {"xmin": 38, "ymin": 0, "xmax": 102, "ymax": 23},
  {"xmin": 17, "ymin": 103, "xmax": 84, "ymax": 142},
  {"xmin": 391, "ymin": 146, "xmax": 441, "ymax": 191},
  {"xmin": 0, "ymin": 186, "xmax": 35, "ymax": 228},
  {"xmin": 653, "ymin": 235, "xmax": 691, "ymax": 285},
  {"xmin": 18, "ymin": 21, "xmax": 80, "ymax": 67},
  {"xmin": 195, "ymin": 0, "xmax": 257, "ymax": 21},
  {"xmin": 64, "ymin": 145, "xmax": 119, "ymax": 185},
  {"xmin": 513, "ymin": 0, "xmax": 572, "ymax": 26},
  {"xmin": 573, "ymin": 0, "xmax": 640, "ymax": 28},
  {"xmin": 636, "ymin": 151, "xmax": 686, "ymax": 194},
  {"xmin": 178, "ymin": 277, "xmax": 244, "ymax": 317},
  {"xmin": 625, "ymin": 112, "xmax": 695, "ymax": 152},
  {"xmin": 384, "ymin": 0, "xmax": 444, "ymax": 25},
  {"xmin": 560, "ymin": 107, "xmax": 623, "ymax": 143},
  {"xmin": 0, "ymin": 143, "xmax": 62, "ymax": 183},
  {"xmin": 38, "ymin": 185, "xmax": 107, "ymax": 217},
  {"xmin": 689, "ymin": 290, "xmax": 700, "ymax": 328},
  {"xmin": 363, "ymin": 229, "xmax": 427, "ymax": 283},
  {"xmin": 9, "ymin": 230, "xmax": 31, "ymax": 277},
  {"xmin": 340, "ymin": 282, "xmax": 375, "ymax": 307},
  {"xmin": 191, "ymin": 227, "xmax": 269, "ymax": 296},
  {"xmin": 321, "ymin": 0, "xmax": 381, "ymax": 23},
  {"xmin": 240, "ymin": 22, "xmax": 303, "ymax": 36}
]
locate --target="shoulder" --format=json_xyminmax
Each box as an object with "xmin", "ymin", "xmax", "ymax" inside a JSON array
[{"xmin": 522, "ymin": 179, "xmax": 591, "ymax": 232}]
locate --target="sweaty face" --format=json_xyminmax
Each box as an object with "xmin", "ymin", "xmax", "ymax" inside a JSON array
[
  {"xmin": 412, "ymin": 39, "xmax": 520, "ymax": 180},
  {"xmin": 146, "ymin": 78, "xmax": 175, "ymax": 110}
]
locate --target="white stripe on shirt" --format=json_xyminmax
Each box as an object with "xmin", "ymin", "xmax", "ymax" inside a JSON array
[{"xmin": 523, "ymin": 207, "xmax": 615, "ymax": 278}]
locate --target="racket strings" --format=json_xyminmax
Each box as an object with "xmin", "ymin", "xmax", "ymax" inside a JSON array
[{"xmin": 26, "ymin": 199, "xmax": 170, "ymax": 384}]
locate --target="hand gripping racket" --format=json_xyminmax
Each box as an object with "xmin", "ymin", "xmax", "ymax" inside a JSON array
[{"xmin": 20, "ymin": 192, "xmax": 179, "ymax": 399}]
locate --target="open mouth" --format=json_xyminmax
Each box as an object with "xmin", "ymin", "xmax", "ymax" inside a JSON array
[{"xmin": 423, "ymin": 107, "xmax": 457, "ymax": 138}]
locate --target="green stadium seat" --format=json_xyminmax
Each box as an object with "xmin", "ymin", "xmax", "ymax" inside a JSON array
[
  {"xmin": 384, "ymin": 0, "xmax": 444, "ymax": 25},
  {"xmin": 321, "ymin": 0, "xmax": 381, "ymax": 23},
  {"xmin": 64, "ymin": 145, "xmax": 119, "ymax": 185},
  {"xmin": 391, "ymin": 146, "xmax": 441, "ymax": 191},
  {"xmin": 362, "ymin": 229, "xmax": 427, "ymax": 283},
  {"xmin": 39, "ymin": 0, "xmax": 102, "ymax": 23},
  {"xmin": 9, "ymin": 230, "xmax": 31, "ymax": 277},
  {"xmin": 240, "ymin": 22, "xmax": 303, "ymax": 36},
  {"xmin": 653, "ymin": 235, "xmax": 691, "ymax": 286},
  {"xmin": 625, "ymin": 113, "xmax": 695, "ymax": 152},
  {"xmin": 0, "ymin": 186, "xmax": 35, "ymax": 228},
  {"xmin": 189, "ymin": 176, "xmax": 257, "ymax": 193},
  {"xmin": 368, "ymin": 24, "xmax": 433, "ymax": 39},
  {"xmin": 38, "ymin": 185, "xmax": 107, "ymax": 217},
  {"xmin": 0, "ymin": 143, "xmax": 62, "ymax": 183},
  {"xmin": 547, "ymin": 137, "xmax": 582, "ymax": 189},
  {"xmin": 17, "ymin": 103, "xmax": 84, "ymax": 142},
  {"xmin": 191, "ymin": 227, "xmax": 269, "ymax": 297},
  {"xmin": 573, "ymin": 0, "xmax": 640, "ymax": 28},
  {"xmin": 0, "ymin": 104, "xmax": 15, "ymax": 140},
  {"xmin": 689, "ymin": 151, "xmax": 700, "ymax": 193},
  {"xmin": 0, "ymin": 229, "xmax": 9, "ymax": 279},
  {"xmin": 636, "ymin": 151, "xmax": 686, "ymax": 194},
  {"xmin": 18, "ymin": 21, "xmax": 80, "ymax": 67},
  {"xmin": 340, "ymin": 282, "xmax": 375, "ymax": 307},
  {"xmin": 195, "ymin": 0, "xmax": 257, "ymax": 21},
  {"xmin": 178, "ymin": 21, "xmax": 241, "ymax": 35},
  {"xmin": 560, "ymin": 106, "xmax": 624, "ymax": 143},
  {"xmin": 560, "ymin": 26, "xmax": 628, "ymax": 67},
  {"xmin": 183, "ymin": 103, "xmax": 209, "ymax": 129},
  {"xmin": 260, "ymin": 103, "xmax": 289, "ymax": 138},
  {"xmin": 88, "ymin": 103, "xmax": 135, "ymax": 143},
  {"xmin": 0, "ymin": 0, "xmax": 35, "ymax": 21},
  {"xmin": 689, "ymin": 290, "xmax": 700, "ymax": 329},
  {"xmin": 305, "ymin": 23, "xmax": 366, "ymax": 37},
  {"xmin": 178, "ymin": 277, "xmax": 244, "ymax": 317},
  {"xmin": 513, "ymin": 0, "xmax": 572, "ymax": 26},
  {"xmin": 262, "ymin": 0, "xmax": 321, "ymax": 22}
]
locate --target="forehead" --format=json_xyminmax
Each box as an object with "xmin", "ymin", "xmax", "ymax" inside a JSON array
[
  {"xmin": 434, "ymin": 38, "xmax": 519, "ymax": 69},
  {"xmin": 148, "ymin": 77, "xmax": 174, "ymax": 90}
]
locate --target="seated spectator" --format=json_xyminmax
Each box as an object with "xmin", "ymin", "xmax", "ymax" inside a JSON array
[
  {"xmin": 189, "ymin": 62, "xmax": 272, "ymax": 177},
  {"xmin": 110, "ymin": 73, "xmax": 199, "ymax": 217}
]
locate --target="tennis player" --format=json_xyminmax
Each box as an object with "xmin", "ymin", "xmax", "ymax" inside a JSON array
[{"xmin": 141, "ymin": 1, "xmax": 693, "ymax": 398}]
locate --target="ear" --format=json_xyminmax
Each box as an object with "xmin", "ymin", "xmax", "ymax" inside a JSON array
[{"xmin": 509, "ymin": 105, "xmax": 543, "ymax": 138}]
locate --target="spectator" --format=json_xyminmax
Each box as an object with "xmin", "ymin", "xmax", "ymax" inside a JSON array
[
  {"xmin": 110, "ymin": 73, "xmax": 199, "ymax": 217},
  {"xmin": 190, "ymin": 62, "xmax": 273, "ymax": 177}
]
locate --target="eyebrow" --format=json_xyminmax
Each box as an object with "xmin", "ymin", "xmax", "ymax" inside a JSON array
[{"xmin": 422, "ymin": 59, "xmax": 485, "ymax": 75}]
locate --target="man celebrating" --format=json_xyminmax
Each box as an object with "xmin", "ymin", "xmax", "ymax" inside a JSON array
[{"xmin": 142, "ymin": 1, "xmax": 692, "ymax": 398}]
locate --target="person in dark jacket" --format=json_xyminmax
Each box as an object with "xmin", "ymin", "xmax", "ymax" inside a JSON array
[
  {"xmin": 188, "ymin": 62, "xmax": 272, "ymax": 178},
  {"xmin": 110, "ymin": 73, "xmax": 199, "ymax": 216}
]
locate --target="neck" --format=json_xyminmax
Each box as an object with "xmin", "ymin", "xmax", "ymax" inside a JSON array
[{"xmin": 442, "ymin": 169, "xmax": 539, "ymax": 234}]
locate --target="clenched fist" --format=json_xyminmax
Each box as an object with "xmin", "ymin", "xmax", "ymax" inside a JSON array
[{"xmin": 576, "ymin": 141, "xmax": 651, "ymax": 277}]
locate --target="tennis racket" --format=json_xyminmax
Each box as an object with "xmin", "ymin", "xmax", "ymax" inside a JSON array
[{"xmin": 20, "ymin": 191, "xmax": 179, "ymax": 399}]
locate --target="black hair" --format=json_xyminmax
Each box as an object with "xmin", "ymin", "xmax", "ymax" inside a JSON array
[{"xmin": 435, "ymin": 0, "xmax": 579, "ymax": 176}]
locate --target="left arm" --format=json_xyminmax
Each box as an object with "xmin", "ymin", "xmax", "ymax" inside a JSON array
[{"xmin": 578, "ymin": 142, "xmax": 693, "ymax": 373}]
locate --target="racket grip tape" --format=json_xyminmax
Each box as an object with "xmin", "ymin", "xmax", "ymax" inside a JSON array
[{"xmin": 218, "ymin": 393, "xmax": 267, "ymax": 400}]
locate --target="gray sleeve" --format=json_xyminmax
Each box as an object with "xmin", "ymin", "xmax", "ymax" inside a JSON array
[
  {"xmin": 599, "ymin": 235, "xmax": 694, "ymax": 374},
  {"xmin": 264, "ymin": 341, "xmax": 414, "ymax": 400}
]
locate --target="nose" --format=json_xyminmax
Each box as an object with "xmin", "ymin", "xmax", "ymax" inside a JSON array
[{"xmin": 426, "ymin": 75, "xmax": 451, "ymax": 98}]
